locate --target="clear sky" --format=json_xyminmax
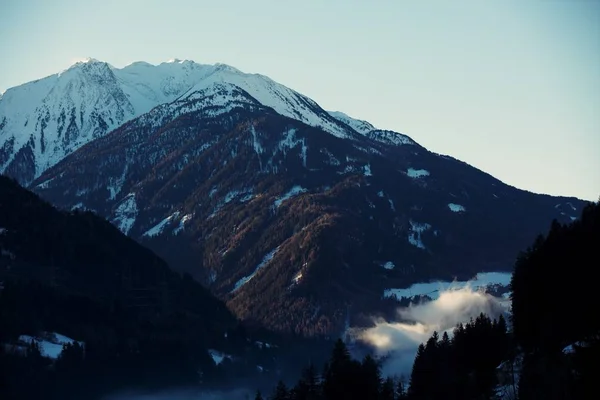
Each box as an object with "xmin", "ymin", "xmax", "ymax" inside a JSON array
[{"xmin": 1, "ymin": 0, "xmax": 598, "ymax": 201}]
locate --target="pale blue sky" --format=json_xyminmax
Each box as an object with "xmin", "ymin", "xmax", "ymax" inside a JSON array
[{"xmin": 1, "ymin": 0, "xmax": 598, "ymax": 200}]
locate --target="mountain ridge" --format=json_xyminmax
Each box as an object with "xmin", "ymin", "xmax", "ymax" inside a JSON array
[
  {"xmin": 0, "ymin": 58, "xmax": 388, "ymax": 185},
  {"xmin": 30, "ymin": 94, "xmax": 587, "ymax": 335}
]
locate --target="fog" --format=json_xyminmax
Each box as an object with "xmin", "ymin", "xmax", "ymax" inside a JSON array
[
  {"xmin": 103, "ymin": 278, "xmax": 512, "ymax": 396},
  {"xmin": 351, "ymin": 285, "xmax": 509, "ymax": 378}
]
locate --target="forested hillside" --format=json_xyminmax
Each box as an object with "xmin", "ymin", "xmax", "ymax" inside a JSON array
[
  {"xmin": 0, "ymin": 175, "xmax": 333, "ymax": 400},
  {"xmin": 260, "ymin": 200, "xmax": 599, "ymax": 400}
]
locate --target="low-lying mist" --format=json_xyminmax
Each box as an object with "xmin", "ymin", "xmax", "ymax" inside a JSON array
[
  {"xmin": 351, "ymin": 285, "xmax": 509, "ymax": 378},
  {"xmin": 103, "ymin": 280, "xmax": 511, "ymax": 398}
]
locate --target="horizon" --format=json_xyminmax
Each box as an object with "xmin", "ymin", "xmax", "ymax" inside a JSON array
[{"xmin": 1, "ymin": 0, "xmax": 598, "ymax": 201}]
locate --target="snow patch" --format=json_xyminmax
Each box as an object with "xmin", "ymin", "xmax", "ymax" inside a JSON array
[
  {"xmin": 278, "ymin": 128, "xmax": 308, "ymax": 168},
  {"xmin": 18, "ymin": 332, "xmax": 84, "ymax": 359},
  {"xmin": 363, "ymin": 164, "xmax": 372, "ymax": 176},
  {"xmin": 408, "ymin": 220, "xmax": 431, "ymax": 249},
  {"xmin": 407, "ymin": 168, "xmax": 430, "ymax": 178},
  {"xmin": 448, "ymin": 203, "xmax": 466, "ymax": 212},
  {"xmin": 250, "ymin": 125, "xmax": 264, "ymax": 155},
  {"xmin": 383, "ymin": 271, "xmax": 512, "ymax": 300},
  {"xmin": 173, "ymin": 213, "xmax": 193, "ymax": 235},
  {"xmin": 274, "ymin": 186, "xmax": 307, "ymax": 208},
  {"xmin": 112, "ymin": 194, "xmax": 138, "ymax": 235},
  {"xmin": 321, "ymin": 148, "xmax": 340, "ymax": 166},
  {"xmin": 381, "ymin": 261, "xmax": 395, "ymax": 270},
  {"xmin": 35, "ymin": 177, "xmax": 55, "ymax": 189},
  {"xmin": 208, "ymin": 349, "xmax": 232, "ymax": 365},
  {"xmin": 388, "ymin": 199, "xmax": 396, "ymax": 212},
  {"xmin": 224, "ymin": 190, "xmax": 240, "ymax": 204},
  {"xmin": 240, "ymin": 192, "xmax": 255, "ymax": 202},
  {"xmin": 70, "ymin": 203, "xmax": 85, "ymax": 211},
  {"xmin": 231, "ymin": 247, "xmax": 280, "ymax": 292},
  {"xmin": 107, "ymin": 165, "xmax": 128, "ymax": 200},
  {"xmin": 142, "ymin": 212, "xmax": 180, "ymax": 237}
]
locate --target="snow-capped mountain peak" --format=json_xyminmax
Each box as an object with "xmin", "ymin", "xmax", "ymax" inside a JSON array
[{"xmin": 0, "ymin": 58, "xmax": 383, "ymax": 185}]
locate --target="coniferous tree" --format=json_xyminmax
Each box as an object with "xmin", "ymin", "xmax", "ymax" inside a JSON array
[
  {"xmin": 396, "ymin": 380, "xmax": 408, "ymax": 400},
  {"xmin": 380, "ymin": 376, "xmax": 395, "ymax": 400},
  {"xmin": 322, "ymin": 339, "xmax": 353, "ymax": 400},
  {"xmin": 510, "ymin": 202, "xmax": 600, "ymax": 399},
  {"xmin": 359, "ymin": 354, "xmax": 382, "ymax": 400},
  {"xmin": 440, "ymin": 331, "xmax": 451, "ymax": 349},
  {"xmin": 408, "ymin": 344, "xmax": 427, "ymax": 399},
  {"xmin": 270, "ymin": 380, "xmax": 290, "ymax": 400},
  {"xmin": 292, "ymin": 363, "xmax": 321, "ymax": 400}
]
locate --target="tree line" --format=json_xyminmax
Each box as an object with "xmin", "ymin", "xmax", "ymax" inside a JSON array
[{"xmin": 260, "ymin": 200, "xmax": 600, "ymax": 399}]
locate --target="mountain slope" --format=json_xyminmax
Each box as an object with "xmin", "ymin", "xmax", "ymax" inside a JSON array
[
  {"xmin": 0, "ymin": 175, "xmax": 340, "ymax": 400},
  {"xmin": 0, "ymin": 58, "xmax": 366, "ymax": 185},
  {"xmin": 0, "ymin": 174, "xmax": 234, "ymax": 325},
  {"xmin": 31, "ymin": 82, "xmax": 588, "ymax": 335}
]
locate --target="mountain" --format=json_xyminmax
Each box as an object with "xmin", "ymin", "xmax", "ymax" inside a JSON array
[
  {"xmin": 0, "ymin": 58, "xmax": 366, "ymax": 186},
  {"xmin": 0, "ymin": 175, "xmax": 340, "ymax": 399},
  {"xmin": 0, "ymin": 174, "xmax": 233, "ymax": 327},
  {"xmin": 20, "ymin": 59, "xmax": 588, "ymax": 336}
]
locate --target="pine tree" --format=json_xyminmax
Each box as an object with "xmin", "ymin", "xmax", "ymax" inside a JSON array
[
  {"xmin": 255, "ymin": 390, "xmax": 264, "ymax": 400},
  {"xmin": 56, "ymin": 341, "xmax": 85, "ymax": 373},
  {"xmin": 396, "ymin": 379, "xmax": 408, "ymax": 399},
  {"xmin": 271, "ymin": 380, "xmax": 289, "ymax": 400},
  {"xmin": 359, "ymin": 354, "xmax": 382, "ymax": 400},
  {"xmin": 293, "ymin": 363, "xmax": 321, "ymax": 400},
  {"xmin": 440, "ymin": 331, "xmax": 451, "ymax": 349},
  {"xmin": 380, "ymin": 376, "xmax": 395, "ymax": 400},
  {"xmin": 26, "ymin": 339, "xmax": 42, "ymax": 359},
  {"xmin": 408, "ymin": 344, "xmax": 427, "ymax": 398},
  {"xmin": 322, "ymin": 339, "xmax": 353, "ymax": 400}
]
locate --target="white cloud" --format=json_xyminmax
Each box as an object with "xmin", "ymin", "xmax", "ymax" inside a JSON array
[{"xmin": 352, "ymin": 286, "xmax": 508, "ymax": 377}]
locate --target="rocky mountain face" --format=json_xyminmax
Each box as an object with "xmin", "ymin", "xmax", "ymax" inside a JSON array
[{"xmin": 23, "ymin": 61, "xmax": 587, "ymax": 336}]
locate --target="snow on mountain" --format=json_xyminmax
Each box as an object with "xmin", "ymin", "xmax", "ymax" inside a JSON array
[
  {"xmin": 328, "ymin": 110, "xmax": 376, "ymax": 134},
  {"xmin": 17, "ymin": 332, "xmax": 84, "ymax": 359},
  {"xmin": 0, "ymin": 58, "xmax": 370, "ymax": 185},
  {"xmin": 366, "ymin": 129, "xmax": 415, "ymax": 146},
  {"xmin": 115, "ymin": 59, "xmax": 217, "ymax": 113},
  {"xmin": 327, "ymin": 111, "xmax": 416, "ymax": 146},
  {"xmin": 175, "ymin": 66, "xmax": 354, "ymax": 139},
  {"xmin": 383, "ymin": 271, "xmax": 512, "ymax": 301},
  {"xmin": 0, "ymin": 59, "xmax": 138, "ymax": 184}
]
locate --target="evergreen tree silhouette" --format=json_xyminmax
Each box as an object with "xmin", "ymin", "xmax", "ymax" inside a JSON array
[
  {"xmin": 408, "ymin": 343, "xmax": 427, "ymax": 398},
  {"xmin": 322, "ymin": 339, "xmax": 353, "ymax": 399},
  {"xmin": 270, "ymin": 380, "xmax": 290, "ymax": 400},
  {"xmin": 380, "ymin": 376, "xmax": 395, "ymax": 400}
]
